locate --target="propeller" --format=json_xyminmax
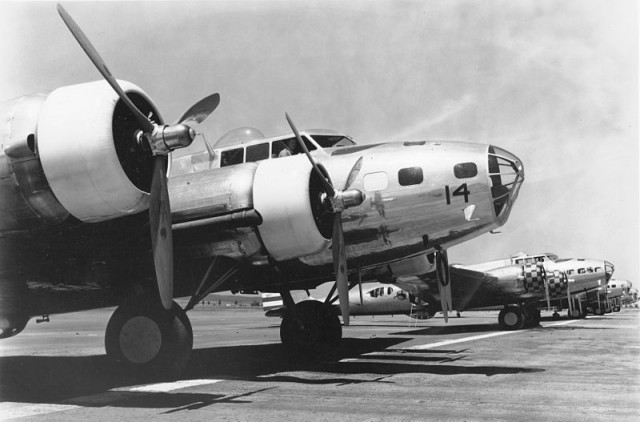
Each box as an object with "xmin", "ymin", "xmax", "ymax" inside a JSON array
[
  {"xmin": 435, "ymin": 249, "xmax": 453, "ymax": 322},
  {"xmin": 285, "ymin": 113, "xmax": 364, "ymax": 326},
  {"xmin": 58, "ymin": 4, "xmax": 220, "ymax": 310}
]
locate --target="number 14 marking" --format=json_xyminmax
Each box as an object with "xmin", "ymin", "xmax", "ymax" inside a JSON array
[{"xmin": 445, "ymin": 183, "xmax": 470, "ymax": 204}]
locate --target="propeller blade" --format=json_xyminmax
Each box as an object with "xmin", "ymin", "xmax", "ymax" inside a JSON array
[
  {"xmin": 332, "ymin": 212, "xmax": 350, "ymax": 326},
  {"xmin": 57, "ymin": 4, "xmax": 154, "ymax": 133},
  {"xmin": 344, "ymin": 157, "xmax": 363, "ymax": 190},
  {"xmin": 175, "ymin": 93, "xmax": 221, "ymax": 125},
  {"xmin": 285, "ymin": 113, "xmax": 335, "ymax": 197},
  {"xmin": 436, "ymin": 250, "xmax": 453, "ymax": 322},
  {"xmin": 149, "ymin": 156, "xmax": 174, "ymax": 310}
]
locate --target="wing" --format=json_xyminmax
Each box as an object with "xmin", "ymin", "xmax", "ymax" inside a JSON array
[{"xmin": 394, "ymin": 266, "xmax": 499, "ymax": 312}]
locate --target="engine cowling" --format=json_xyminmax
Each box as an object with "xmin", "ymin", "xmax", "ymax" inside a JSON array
[
  {"xmin": 36, "ymin": 80, "xmax": 161, "ymax": 222},
  {"xmin": 252, "ymin": 155, "xmax": 332, "ymax": 260}
]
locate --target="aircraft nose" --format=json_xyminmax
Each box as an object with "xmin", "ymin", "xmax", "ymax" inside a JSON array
[
  {"xmin": 604, "ymin": 261, "xmax": 615, "ymax": 282},
  {"xmin": 487, "ymin": 146, "xmax": 524, "ymax": 223}
]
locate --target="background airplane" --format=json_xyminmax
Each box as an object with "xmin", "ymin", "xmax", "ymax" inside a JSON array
[
  {"xmin": 265, "ymin": 252, "xmax": 614, "ymax": 331},
  {"xmin": 0, "ymin": 5, "xmax": 525, "ymax": 377}
]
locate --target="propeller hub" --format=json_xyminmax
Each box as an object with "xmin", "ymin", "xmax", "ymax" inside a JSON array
[{"xmin": 140, "ymin": 124, "xmax": 196, "ymax": 156}]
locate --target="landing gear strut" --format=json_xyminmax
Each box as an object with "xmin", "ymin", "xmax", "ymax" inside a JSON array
[
  {"xmin": 280, "ymin": 300, "xmax": 341, "ymax": 356},
  {"xmin": 105, "ymin": 298, "xmax": 193, "ymax": 378}
]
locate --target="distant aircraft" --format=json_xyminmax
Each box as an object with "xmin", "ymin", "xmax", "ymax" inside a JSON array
[
  {"xmin": 604, "ymin": 279, "xmax": 632, "ymax": 312},
  {"xmin": 262, "ymin": 283, "xmax": 426, "ymax": 318},
  {"xmin": 263, "ymin": 252, "xmax": 614, "ymax": 331},
  {"xmin": 0, "ymin": 5, "xmax": 524, "ymax": 376}
]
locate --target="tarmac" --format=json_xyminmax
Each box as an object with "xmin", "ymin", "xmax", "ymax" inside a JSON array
[{"xmin": 0, "ymin": 304, "xmax": 638, "ymax": 421}]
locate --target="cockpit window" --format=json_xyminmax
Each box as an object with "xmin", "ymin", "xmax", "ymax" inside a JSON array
[
  {"xmin": 454, "ymin": 162, "xmax": 478, "ymax": 179},
  {"xmin": 272, "ymin": 137, "xmax": 316, "ymax": 158},
  {"xmin": 246, "ymin": 142, "xmax": 270, "ymax": 163},
  {"xmin": 221, "ymin": 147, "xmax": 244, "ymax": 167},
  {"xmin": 398, "ymin": 167, "xmax": 423, "ymax": 186}
]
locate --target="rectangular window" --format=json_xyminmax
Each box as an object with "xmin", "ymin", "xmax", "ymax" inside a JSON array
[
  {"xmin": 220, "ymin": 148, "xmax": 244, "ymax": 167},
  {"xmin": 398, "ymin": 167, "xmax": 423, "ymax": 186},
  {"xmin": 246, "ymin": 142, "xmax": 270, "ymax": 163}
]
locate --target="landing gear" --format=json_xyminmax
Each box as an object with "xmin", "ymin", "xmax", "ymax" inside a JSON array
[
  {"xmin": 105, "ymin": 298, "xmax": 193, "ymax": 378},
  {"xmin": 594, "ymin": 306, "xmax": 605, "ymax": 316},
  {"xmin": 523, "ymin": 307, "xmax": 541, "ymax": 328},
  {"xmin": 498, "ymin": 306, "xmax": 525, "ymax": 330},
  {"xmin": 280, "ymin": 300, "xmax": 341, "ymax": 356},
  {"xmin": 552, "ymin": 311, "xmax": 560, "ymax": 320}
]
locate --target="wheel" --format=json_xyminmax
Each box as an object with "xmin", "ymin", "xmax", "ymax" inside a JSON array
[
  {"xmin": 280, "ymin": 300, "xmax": 341, "ymax": 356},
  {"xmin": 552, "ymin": 312, "xmax": 560, "ymax": 320},
  {"xmin": 613, "ymin": 306, "xmax": 621, "ymax": 312},
  {"xmin": 594, "ymin": 306, "xmax": 604, "ymax": 316},
  {"xmin": 498, "ymin": 306, "xmax": 525, "ymax": 330},
  {"xmin": 105, "ymin": 298, "xmax": 193, "ymax": 378}
]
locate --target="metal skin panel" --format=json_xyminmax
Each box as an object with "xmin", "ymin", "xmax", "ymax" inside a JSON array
[
  {"xmin": 252, "ymin": 154, "xmax": 331, "ymax": 261},
  {"xmin": 37, "ymin": 80, "xmax": 156, "ymax": 223},
  {"xmin": 300, "ymin": 141, "xmax": 498, "ymax": 267}
]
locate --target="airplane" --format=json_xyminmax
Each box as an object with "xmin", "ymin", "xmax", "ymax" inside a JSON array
[
  {"xmin": 0, "ymin": 5, "xmax": 524, "ymax": 376},
  {"xmin": 262, "ymin": 283, "xmax": 428, "ymax": 319},
  {"xmin": 262, "ymin": 252, "xmax": 614, "ymax": 330},
  {"xmin": 598, "ymin": 279, "xmax": 631, "ymax": 313}
]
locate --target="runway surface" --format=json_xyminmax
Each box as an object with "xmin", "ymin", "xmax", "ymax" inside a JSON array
[{"xmin": 1, "ymin": 305, "xmax": 638, "ymax": 421}]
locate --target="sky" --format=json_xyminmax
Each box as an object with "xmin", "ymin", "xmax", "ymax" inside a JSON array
[{"xmin": 0, "ymin": 0, "xmax": 637, "ymax": 282}]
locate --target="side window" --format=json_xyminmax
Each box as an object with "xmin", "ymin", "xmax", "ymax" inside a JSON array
[
  {"xmin": 587, "ymin": 267, "xmax": 593, "ymax": 273},
  {"xmin": 454, "ymin": 162, "xmax": 478, "ymax": 179},
  {"xmin": 246, "ymin": 142, "xmax": 270, "ymax": 163},
  {"xmin": 363, "ymin": 172, "xmax": 389, "ymax": 191},
  {"xmin": 220, "ymin": 147, "xmax": 244, "ymax": 167},
  {"xmin": 595, "ymin": 267, "xmax": 602, "ymax": 272},
  {"xmin": 567, "ymin": 269, "xmax": 574, "ymax": 275},
  {"xmin": 398, "ymin": 167, "xmax": 423, "ymax": 186},
  {"xmin": 578, "ymin": 268, "xmax": 586, "ymax": 274}
]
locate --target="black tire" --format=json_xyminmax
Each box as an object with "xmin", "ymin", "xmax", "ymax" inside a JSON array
[
  {"xmin": 552, "ymin": 312, "xmax": 560, "ymax": 320},
  {"xmin": 105, "ymin": 298, "xmax": 193, "ymax": 378},
  {"xmin": 280, "ymin": 300, "xmax": 341, "ymax": 356},
  {"xmin": 498, "ymin": 306, "xmax": 525, "ymax": 330},
  {"xmin": 594, "ymin": 306, "xmax": 604, "ymax": 316}
]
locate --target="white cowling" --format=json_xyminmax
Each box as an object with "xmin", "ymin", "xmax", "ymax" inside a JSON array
[
  {"xmin": 253, "ymin": 155, "xmax": 331, "ymax": 261},
  {"xmin": 37, "ymin": 80, "xmax": 160, "ymax": 223}
]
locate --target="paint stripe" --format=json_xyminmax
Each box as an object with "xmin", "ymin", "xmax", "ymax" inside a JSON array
[
  {"xmin": 405, "ymin": 319, "xmax": 580, "ymax": 350},
  {"xmin": 126, "ymin": 379, "xmax": 223, "ymax": 392}
]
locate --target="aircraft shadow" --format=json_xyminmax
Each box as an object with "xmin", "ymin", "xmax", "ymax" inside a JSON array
[
  {"xmin": 0, "ymin": 337, "xmax": 405, "ymax": 405},
  {"xmin": 388, "ymin": 323, "xmax": 500, "ymax": 336}
]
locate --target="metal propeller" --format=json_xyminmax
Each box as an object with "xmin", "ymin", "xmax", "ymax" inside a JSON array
[
  {"xmin": 285, "ymin": 113, "xmax": 364, "ymax": 326},
  {"xmin": 58, "ymin": 4, "xmax": 220, "ymax": 310},
  {"xmin": 435, "ymin": 249, "xmax": 453, "ymax": 322}
]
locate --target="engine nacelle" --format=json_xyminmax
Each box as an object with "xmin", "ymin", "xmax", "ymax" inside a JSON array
[
  {"xmin": 252, "ymin": 155, "xmax": 331, "ymax": 260},
  {"xmin": 36, "ymin": 80, "xmax": 162, "ymax": 222}
]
